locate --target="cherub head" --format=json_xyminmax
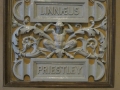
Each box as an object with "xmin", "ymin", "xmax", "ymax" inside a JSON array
[{"xmin": 54, "ymin": 21, "xmax": 64, "ymax": 34}]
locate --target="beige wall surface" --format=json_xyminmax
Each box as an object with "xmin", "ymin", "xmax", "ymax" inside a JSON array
[{"xmin": 0, "ymin": 0, "xmax": 119, "ymax": 90}]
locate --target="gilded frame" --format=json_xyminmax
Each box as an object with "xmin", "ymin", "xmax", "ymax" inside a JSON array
[{"xmin": 3, "ymin": 0, "xmax": 116, "ymax": 88}]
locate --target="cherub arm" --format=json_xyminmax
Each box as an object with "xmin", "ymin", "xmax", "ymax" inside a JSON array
[
  {"xmin": 44, "ymin": 23, "xmax": 54, "ymax": 33},
  {"xmin": 65, "ymin": 24, "xmax": 74, "ymax": 33}
]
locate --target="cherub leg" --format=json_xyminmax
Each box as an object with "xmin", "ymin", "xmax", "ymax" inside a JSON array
[
  {"xmin": 64, "ymin": 39, "xmax": 77, "ymax": 51},
  {"xmin": 43, "ymin": 39, "xmax": 56, "ymax": 51},
  {"xmin": 43, "ymin": 39, "xmax": 56, "ymax": 58},
  {"xmin": 63, "ymin": 39, "xmax": 77, "ymax": 59}
]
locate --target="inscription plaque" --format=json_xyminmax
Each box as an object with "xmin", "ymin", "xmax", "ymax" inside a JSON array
[
  {"xmin": 13, "ymin": 59, "xmax": 105, "ymax": 81},
  {"xmin": 13, "ymin": 0, "xmax": 106, "ymax": 22},
  {"xmin": 30, "ymin": 1, "xmax": 88, "ymax": 22},
  {"xmin": 31, "ymin": 59, "xmax": 88, "ymax": 81}
]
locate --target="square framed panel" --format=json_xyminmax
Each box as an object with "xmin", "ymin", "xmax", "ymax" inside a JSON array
[{"xmin": 3, "ymin": 0, "xmax": 116, "ymax": 88}]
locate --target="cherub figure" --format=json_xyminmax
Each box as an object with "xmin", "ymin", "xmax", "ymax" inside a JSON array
[{"xmin": 43, "ymin": 21, "xmax": 77, "ymax": 59}]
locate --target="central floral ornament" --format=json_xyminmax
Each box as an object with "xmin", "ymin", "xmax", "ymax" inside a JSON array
[{"xmin": 43, "ymin": 21, "xmax": 77, "ymax": 59}]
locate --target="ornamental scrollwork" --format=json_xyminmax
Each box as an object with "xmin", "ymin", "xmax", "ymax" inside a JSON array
[{"xmin": 12, "ymin": 17, "xmax": 107, "ymax": 63}]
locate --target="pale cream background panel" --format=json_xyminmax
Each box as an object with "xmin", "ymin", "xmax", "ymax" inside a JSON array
[{"xmin": 0, "ymin": 0, "xmax": 119, "ymax": 90}]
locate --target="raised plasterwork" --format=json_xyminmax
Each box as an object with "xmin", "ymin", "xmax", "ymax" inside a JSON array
[
  {"xmin": 13, "ymin": 59, "xmax": 105, "ymax": 81},
  {"xmin": 12, "ymin": 0, "xmax": 107, "ymax": 82},
  {"xmin": 13, "ymin": 0, "xmax": 106, "ymax": 22}
]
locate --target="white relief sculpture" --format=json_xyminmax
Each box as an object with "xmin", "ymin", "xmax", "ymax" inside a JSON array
[
  {"xmin": 13, "ymin": 0, "xmax": 106, "ymax": 22},
  {"xmin": 43, "ymin": 21, "xmax": 77, "ymax": 59},
  {"xmin": 12, "ymin": 0, "xmax": 107, "ymax": 81},
  {"xmin": 12, "ymin": 18, "xmax": 51, "ymax": 61},
  {"xmin": 72, "ymin": 17, "xmax": 107, "ymax": 63},
  {"xmin": 13, "ymin": 59, "xmax": 105, "ymax": 81},
  {"xmin": 12, "ymin": 18, "xmax": 107, "ymax": 81},
  {"xmin": 12, "ymin": 17, "xmax": 107, "ymax": 61}
]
